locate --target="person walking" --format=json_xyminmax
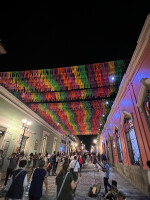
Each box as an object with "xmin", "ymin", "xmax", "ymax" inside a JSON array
[
  {"xmin": 98, "ymin": 153, "xmax": 101, "ymax": 162},
  {"xmin": 69, "ymin": 156, "xmax": 80, "ymax": 197},
  {"xmin": 32, "ymin": 152, "xmax": 39, "ymax": 170},
  {"xmin": 101, "ymin": 157, "xmax": 111, "ymax": 194},
  {"xmin": 28, "ymin": 159, "xmax": 48, "ymax": 200},
  {"xmin": 27, "ymin": 153, "xmax": 34, "ymax": 168},
  {"xmin": 4, "ymin": 152, "xmax": 18, "ymax": 186},
  {"xmin": 55, "ymin": 152, "xmax": 60, "ymax": 172},
  {"xmin": 56, "ymin": 161, "xmax": 77, "ymax": 200},
  {"xmin": 79, "ymin": 155, "xmax": 82, "ymax": 177},
  {"xmin": 48, "ymin": 151, "xmax": 56, "ymax": 176},
  {"xmin": 147, "ymin": 160, "xmax": 150, "ymax": 197},
  {"xmin": 86, "ymin": 153, "xmax": 90, "ymax": 164},
  {"xmin": 6, "ymin": 160, "xmax": 28, "ymax": 200},
  {"xmin": 81, "ymin": 153, "xmax": 85, "ymax": 168},
  {"xmin": 16, "ymin": 151, "xmax": 27, "ymax": 166},
  {"xmin": 47, "ymin": 153, "xmax": 51, "ymax": 163}
]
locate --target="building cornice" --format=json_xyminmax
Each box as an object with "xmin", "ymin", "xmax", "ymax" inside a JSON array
[
  {"xmin": 102, "ymin": 14, "xmax": 150, "ymax": 136},
  {"xmin": 0, "ymin": 86, "xmax": 61, "ymax": 138}
]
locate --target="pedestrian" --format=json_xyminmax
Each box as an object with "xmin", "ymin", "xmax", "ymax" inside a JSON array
[
  {"xmin": 55, "ymin": 152, "xmax": 60, "ymax": 172},
  {"xmin": 48, "ymin": 151, "xmax": 56, "ymax": 176},
  {"xmin": 86, "ymin": 153, "xmax": 90, "ymax": 164},
  {"xmin": 6, "ymin": 160, "xmax": 28, "ymax": 200},
  {"xmin": 103, "ymin": 185, "xmax": 118, "ymax": 200},
  {"xmin": 69, "ymin": 156, "xmax": 80, "ymax": 197},
  {"xmin": 116, "ymin": 191, "xmax": 126, "ymax": 200},
  {"xmin": 64, "ymin": 155, "xmax": 69, "ymax": 164},
  {"xmin": 147, "ymin": 160, "xmax": 150, "ymax": 197},
  {"xmin": 0, "ymin": 150, "xmax": 4, "ymax": 182},
  {"xmin": 79, "ymin": 155, "xmax": 82, "ymax": 177},
  {"xmin": 27, "ymin": 153, "xmax": 34, "ymax": 168},
  {"xmin": 47, "ymin": 153, "xmax": 51, "ymax": 163},
  {"xmin": 16, "ymin": 151, "xmax": 27, "ymax": 169},
  {"xmin": 44, "ymin": 152, "xmax": 48, "ymax": 165},
  {"xmin": 4, "ymin": 152, "xmax": 18, "ymax": 186},
  {"xmin": 32, "ymin": 152, "xmax": 39, "ymax": 170},
  {"xmin": 69, "ymin": 156, "xmax": 80, "ymax": 181},
  {"xmin": 28, "ymin": 159, "xmax": 48, "ymax": 200},
  {"xmin": 81, "ymin": 153, "xmax": 85, "ymax": 168},
  {"xmin": 56, "ymin": 161, "xmax": 77, "ymax": 200},
  {"xmin": 101, "ymin": 157, "xmax": 111, "ymax": 194},
  {"xmin": 70, "ymin": 153, "xmax": 75, "ymax": 162},
  {"xmin": 98, "ymin": 153, "xmax": 101, "ymax": 162}
]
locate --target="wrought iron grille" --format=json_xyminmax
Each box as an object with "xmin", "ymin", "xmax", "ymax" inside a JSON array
[
  {"xmin": 115, "ymin": 129, "xmax": 123, "ymax": 162},
  {"xmin": 124, "ymin": 118, "xmax": 140, "ymax": 165},
  {"xmin": 143, "ymin": 90, "xmax": 150, "ymax": 130}
]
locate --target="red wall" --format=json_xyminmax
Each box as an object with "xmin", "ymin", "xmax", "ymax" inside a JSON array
[{"xmin": 102, "ymin": 42, "xmax": 150, "ymax": 170}]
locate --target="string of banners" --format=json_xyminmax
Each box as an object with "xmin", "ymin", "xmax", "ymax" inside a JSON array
[{"xmin": 0, "ymin": 60, "xmax": 129, "ymax": 135}]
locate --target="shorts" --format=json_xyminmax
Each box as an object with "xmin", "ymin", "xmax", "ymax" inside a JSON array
[{"xmin": 73, "ymin": 172, "xmax": 78, "ymax": 181}]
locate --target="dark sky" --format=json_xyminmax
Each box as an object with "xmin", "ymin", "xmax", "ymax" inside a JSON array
[
  {"xmin": 78, "ymin": 135, "xmax": 97, "ymax": 151},
  {"xmin": 0, "ymin": 2, "xmax": 149, "ymax": 72},
  {"xmin": 0, "ymin": 2, "xmax": 149, "ymax": 148}
]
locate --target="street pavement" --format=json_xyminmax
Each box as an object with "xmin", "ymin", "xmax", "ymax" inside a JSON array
[
  {"xmin": 43, "ymin": 162, "xmax": 150, "ymax": 200},
  {"xmin": 0, "ymin": 162, "xmax": 150, "ymax": 200}
]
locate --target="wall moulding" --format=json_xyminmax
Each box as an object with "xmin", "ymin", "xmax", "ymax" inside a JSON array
[
  {"xmin": 121, "ymin": 111, "xmax": 133, "ymax": 126},
  {"xmin": 137, "ymin": 78, "xmax": 150, "ymax": 112},
  {"xmin": 0, "ymin": 86, "xmax": 61, "ymax": 138},
  {"xmin": 101, "ymin": 14, "xmax": 150, "ymax": 136}
]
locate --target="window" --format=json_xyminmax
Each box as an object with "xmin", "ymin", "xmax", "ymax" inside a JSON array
[
  {"xmin": 41, "ymin": 136, "xmax": 47, "ymax": 154},
  {"xmin": 106, "ymin": 140, "xmax": 109, "ymax": 162},
  {"xmin": 143, "ymin": 90, "xmax": 150, "ymax": 130},
  {"xmin": 124, "ymin": 118, "xmax": 140, "ymax": 165},
  {"xmin": 52, "ymin": 138, "xmax": 57, "ymax": 153},
  {"xmin": 115, "ymin": 128, "xmax": 123, "ymax": 162}
]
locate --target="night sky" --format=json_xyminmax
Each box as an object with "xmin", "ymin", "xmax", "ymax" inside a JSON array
[
  {"xmin": 0, "ymin": 2, "xmax": 149, "ymax": 148},
  {"xmin": 78, "ymin": 135, "xmax": 97, "ymax": 151}
]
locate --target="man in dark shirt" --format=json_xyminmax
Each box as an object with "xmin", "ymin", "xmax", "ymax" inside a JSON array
[
  {"xmin": 4, "ymin": 152, "xmax": 18, "ymax": 186},
  {"xmin": 48, "ymin": 151, "xmax": 56, "ymax": 176}
]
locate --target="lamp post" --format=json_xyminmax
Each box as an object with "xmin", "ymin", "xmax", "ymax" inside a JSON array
[{"xmin": 19, "ymin": 119, "xmax": 32, "ymax": 153}]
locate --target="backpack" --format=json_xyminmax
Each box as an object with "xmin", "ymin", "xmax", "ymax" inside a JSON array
[{"xmin": 88, "ymin": 183, "xmax": 101, "ymax": 197}]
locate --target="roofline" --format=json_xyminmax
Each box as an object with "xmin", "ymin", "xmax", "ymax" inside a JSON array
[{"xmin": 0, "ymin": 86, "xmax": 61, "ymax": 138}]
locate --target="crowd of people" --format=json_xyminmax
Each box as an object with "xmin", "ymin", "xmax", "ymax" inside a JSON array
[
  {"xmin": 1, "ymin": 149, "xmax": 149, "ymax": 199},
  {"xmin": 0, "ymin": 149, "xmax": 87, "ymax": 200}
]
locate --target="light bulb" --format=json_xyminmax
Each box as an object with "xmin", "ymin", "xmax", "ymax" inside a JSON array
[
  {"xmin": 27, "ymin": 121, "xmax": 32, "ymax": 126},
  {"xmin": 22, "ymin": 119, "xmax": 27, "ymax": 124}
]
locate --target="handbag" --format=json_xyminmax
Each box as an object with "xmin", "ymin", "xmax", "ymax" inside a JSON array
[
  {"xmin": 57, "ymin": 172, "xmax": 69, "ymax": 200},
  {"xmin": 46, "ymin": 163, "xmax": 50, "ymax": 171}
]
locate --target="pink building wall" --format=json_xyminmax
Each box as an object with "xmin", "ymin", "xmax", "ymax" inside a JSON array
[{"xmin": 101, "ymin": 16, "xmax": 150, "ymax": 170}]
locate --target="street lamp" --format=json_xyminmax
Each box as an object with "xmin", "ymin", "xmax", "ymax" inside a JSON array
[
  {"xmin": 75, "ymin": 142, "xmax": 78, "ymax": 147},
  {"xmin": 19, "ymin": 119, "xmax": 32, "ymax": 153},
  {"xmin": 93, "ymin": 139, "xmax": 97, "ymax": 144}
]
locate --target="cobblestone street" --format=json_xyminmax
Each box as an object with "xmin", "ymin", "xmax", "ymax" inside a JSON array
[
  {"xmin": 43, "ymin": 162, "xmax": 150, "ymax": 200},
  {"xmin": 0, "ymin": 162, "xmax": 150, "ymax": 200}
]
